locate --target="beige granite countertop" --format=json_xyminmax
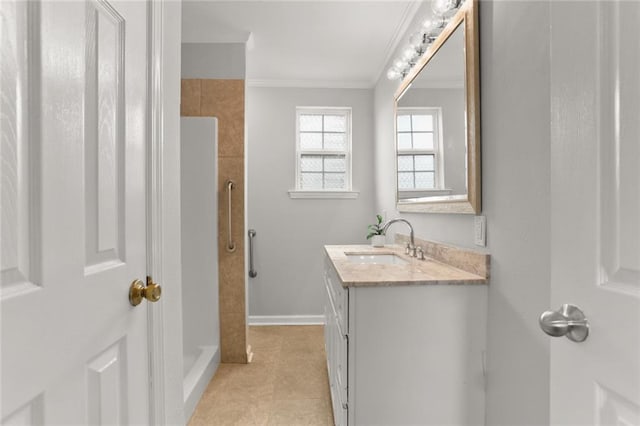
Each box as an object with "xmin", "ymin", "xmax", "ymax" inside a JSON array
[{"xmin": 324, "ymin": 244, "xmax": 489, "ymax": 287}]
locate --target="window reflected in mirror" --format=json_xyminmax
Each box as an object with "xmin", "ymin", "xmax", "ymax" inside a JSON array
[
  {"xmin": 396, "ymin": 22, "xmax": 465, "ymax": 201},
  {"xmin": 396, "ymin": 108, "xmax": 442, "ymax": 195}
]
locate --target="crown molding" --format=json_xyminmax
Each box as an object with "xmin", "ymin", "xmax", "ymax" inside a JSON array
[{"xmin": 372, "ymin": 0, "xmax": 424, "ymax": 86}]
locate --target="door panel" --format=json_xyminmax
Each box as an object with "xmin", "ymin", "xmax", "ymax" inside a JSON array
[
  {"xmin": 84, "ymin": 0, "xmax": 126, "ymax": 273},
  {"xmin": 0, "ymin": 0, "xmax": 41, "ymax": 299},
  {"xmin": 598, "ymin": 1, "xmax": 640, "ymax": 295},
  {"xmin": 87, "ymin": 340, "xmax": 128, "ymax": 425},
  {"xmin": 1, "ymin": 0, "xmax": 150, "ymax": 423},
  {"xmin": 1, "ymin": 396, "xmax": 44, "ymax": 425},
  {"xmin": 595, "ymin": 383, "xmax": 640, "ymax": 425},
  {"xmin": 549, "ymin": 1, "xmax": 640, "ymax": 423}
]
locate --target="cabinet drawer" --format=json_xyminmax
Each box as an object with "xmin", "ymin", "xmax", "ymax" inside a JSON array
[
  {"xmin": 335, "ymin": 330, "xmax": 348, "ymax": 398},
  {"xmin": 324, "ymin": 256, "xmax": 348, "ymax": 333},
  {"xmin": 323, "ymin": 292, "xmax": 332, "ymax": 375},
  {"xmin": 329, "ymin": 327, "xmax": 348, "ymax": 426},
  {"xmin": 324, "ymin": 254, "xmax": 349, "ymax": 426},
  {"xmin": 332, "ymin": 380, "xmax": 348, "ymax": 426}
]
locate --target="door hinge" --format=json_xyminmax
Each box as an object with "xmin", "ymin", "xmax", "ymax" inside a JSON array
[{"xmin": 342, "ymin": 402, "xmax": 348, "ymax": 410}]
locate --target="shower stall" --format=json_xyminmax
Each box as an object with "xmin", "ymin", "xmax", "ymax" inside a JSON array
[{"xmin": 180, "ymin": 117, "xmax": 220, "ymax": 420}]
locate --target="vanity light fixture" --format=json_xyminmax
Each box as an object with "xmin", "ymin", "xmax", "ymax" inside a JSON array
[
  {"xmin": 386, "ymin": 0, "xmax": 464, "ymax": 80},
  {"xmin": 431, "ymin": 0, "xmax": 462, "ymax": 18},
  {"xmin": 423, "ymin": 16, "xmax": 448, "ymax": 38}
]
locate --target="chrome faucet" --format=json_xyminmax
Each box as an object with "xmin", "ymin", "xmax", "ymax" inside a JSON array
[{"xmin": 382, "ymin": 218, "xmax": 415, "ymax": 256}]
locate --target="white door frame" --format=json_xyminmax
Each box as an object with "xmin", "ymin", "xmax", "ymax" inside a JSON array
[
  {"xmin": 146, "ymin": 0, "xmax": 184, "ymax": 424},
  {"xmin": 147, "ymin": 0, "xmax": 167, "ymax": 423}
]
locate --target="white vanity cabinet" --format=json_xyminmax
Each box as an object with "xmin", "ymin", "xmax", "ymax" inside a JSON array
[
  {"xmin": 324, "ymin": 255, "xmax": 349, "ymax": 426},
  {"xmin": 323, "ymin": 247, "xmax": 488, "ymax": 426}
]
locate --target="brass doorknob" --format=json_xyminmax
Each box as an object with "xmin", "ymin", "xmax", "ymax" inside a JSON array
[{"xmin": 129, "ymin": 276, "xmax": 162, "ymax": 306}]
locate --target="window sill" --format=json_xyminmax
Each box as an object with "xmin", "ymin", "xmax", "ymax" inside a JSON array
[
  {"xmin": 288, "ymin": 190, "xmax": 360, "ymax": 199},
  {"xmin": 398, "ymin": 189, "xmax": 453, "ymax": 197}
]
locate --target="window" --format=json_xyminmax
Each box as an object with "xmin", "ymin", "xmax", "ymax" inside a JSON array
[
  {"xmin": 396, "ymin": 108, "xmax": 444, "ymax": 192},
  {"xmin": 294, "ymin": 107, "xmax": 353, "ymax": 194}
]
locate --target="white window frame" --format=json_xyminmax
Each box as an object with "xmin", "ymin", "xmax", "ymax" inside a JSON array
[
  {"xmin": 289, "ymin": 107, "xmax": 358, "ymax": 199},
  {"xmin": 396, "ymin": 107, "xmax": 446, "ymax": 194}
]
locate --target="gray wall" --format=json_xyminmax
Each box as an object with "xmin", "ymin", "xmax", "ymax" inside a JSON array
[
  {"xmin": 182, "ymin": 43, "xmax": 246, "ymax": 79},
  {"xmin": 373, "ymin": 1, "xmax": 551, "ymax": 425},
  {"xmin": 247, "ymin": 87, "xmax": 376, "ymax": 317}
]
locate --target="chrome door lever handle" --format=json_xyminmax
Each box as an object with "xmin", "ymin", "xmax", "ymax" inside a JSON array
[{"xmin": 539, "ymin": 303, "xmax": 589, "ymax": 342}]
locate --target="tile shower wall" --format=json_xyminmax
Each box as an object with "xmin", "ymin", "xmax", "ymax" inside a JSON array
[{"xmin": 181, "ymin": 78, "xmax": 248, "ymax": 364}]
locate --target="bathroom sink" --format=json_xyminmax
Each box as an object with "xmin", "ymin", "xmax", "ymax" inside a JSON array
[{"xmin": 345, "ymin": 253, "xmax": 409, "ymax": 265}]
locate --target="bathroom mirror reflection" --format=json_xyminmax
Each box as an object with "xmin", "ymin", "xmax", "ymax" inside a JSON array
[{"xmin": 394, "ymin": 1, "xmax": 480, "ymax": 214}]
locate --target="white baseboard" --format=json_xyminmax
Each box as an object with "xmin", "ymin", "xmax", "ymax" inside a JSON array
[{"xmin": 248, "ymin": 315, "xmax": 325, "ymax": 326}]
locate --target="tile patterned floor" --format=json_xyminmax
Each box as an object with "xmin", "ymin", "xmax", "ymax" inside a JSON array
[{"xmin": 188, "ymin": 326, "xmax": 334, "ymax": 426}]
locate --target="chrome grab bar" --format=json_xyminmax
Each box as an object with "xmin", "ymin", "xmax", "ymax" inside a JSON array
[
  {"xmin": 225, "ymin": 180, "xmax": 236, "ymax": 253},
  {"xmin": 248, "ymin": 229, "xmax": 257, "ymax": 278}
]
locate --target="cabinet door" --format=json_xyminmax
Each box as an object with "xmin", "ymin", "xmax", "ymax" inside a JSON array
[
  {"xmin": 324, "ymin": 256, "xmax": 350, "ymax": 426},
  {"xmin": 335, "ymin": 332, "xmax": 349, "ymax": 426},
  {"xmin": 335, "ymin": 326, "xmax": 348, "ymax": 403},
  {"xmin": 324, "ymin": 283, "xmax": 335, "ymax": 382},
  {"xmin": 323, "ymin": 285, "xmax": 330, "ymax": 371},
  {"xmin": 329, "ymin": 319, "xmax": 348, "ymax": 426},
  {"xmin": 325, "ymin": 255, "xmax": 348, "ymax": 332}
]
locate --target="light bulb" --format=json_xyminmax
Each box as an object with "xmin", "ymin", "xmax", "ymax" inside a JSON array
[
  {"xmin": 424, "ymin": 16, "xmax": 447, "ymax": 37},
  {"xmin": 402, "ymin": 47, "xmax": 417, "ymax": 62},
  {"xmin": 432, "ymin": 0, "xmax": 460, "ymax": 17},
  {"xmin": 409, "ymin": 31, "xmax": 426, "ymax": 50},
  {"xmin": 393, "ymin": 58, "xmax": 407, "ymax": 71},
  {"xmin": 386, "ymin": 68, "xmax": 401, "ymax": 80}
]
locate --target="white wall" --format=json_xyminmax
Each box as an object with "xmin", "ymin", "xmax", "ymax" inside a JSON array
[
  {"xmin": 247, "ymin": 87, "xmax": 376, "ymax": 318},
  {"xmin": 181, "ymin": 42, "xmax": 246, "ymax": 79},
  {"xmin": 373, "ymin": 1, "xmax": 551, "ymax": 425},
  {"xmin": 180, "ymin": 118, "xmax": 219, "ymax": 358},
  {"xmin": 158, "ymin": 1, "xmax": 185, "ymax": 424}
]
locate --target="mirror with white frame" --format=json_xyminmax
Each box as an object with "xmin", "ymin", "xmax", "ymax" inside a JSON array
[{"xmin": 394, "ymin": 0, "xmax": 480, "ymax": 214}]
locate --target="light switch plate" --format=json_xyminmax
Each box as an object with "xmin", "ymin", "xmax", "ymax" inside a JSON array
[{"xmin": 474, "ymin": 215, "xmax": 486, "ymax": 247}]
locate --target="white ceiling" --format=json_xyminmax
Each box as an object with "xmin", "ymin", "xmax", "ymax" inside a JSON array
[{"xmin": 182, "ymin": 1, "xmax": 422, "ymax": 87}]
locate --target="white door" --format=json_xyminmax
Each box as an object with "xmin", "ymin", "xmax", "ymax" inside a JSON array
[
  {"xmin": 1, "ymin": 0, "xmax": 151, "ymax": 424},
  {"xmin": 548, "ymin": 1, "xmax": 640, "ymax": 424}
]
